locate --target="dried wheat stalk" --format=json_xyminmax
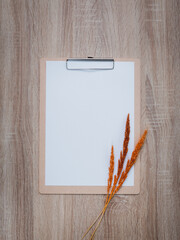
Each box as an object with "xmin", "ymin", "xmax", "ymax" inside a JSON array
[{"xmin": 81, "ymin": 114, "xmax": 147, "ymax": 240}]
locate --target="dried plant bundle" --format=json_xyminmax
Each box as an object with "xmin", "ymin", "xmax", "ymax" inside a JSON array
[{"xmin": 81, "ymin": 114, "xmax": 147, "ymax": 240}]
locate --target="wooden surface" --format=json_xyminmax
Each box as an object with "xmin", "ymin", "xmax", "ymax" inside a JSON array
[{"xmin": 0, "ymin": 0, "xmax": 180, "ymax": 239}]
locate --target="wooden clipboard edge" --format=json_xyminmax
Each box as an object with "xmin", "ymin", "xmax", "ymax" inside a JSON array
[
  {"xmin": 39, "ymin": 58, "xmax": 46, "ymax": 193},
  {"xmin": 39, "ymin": 58, "xmax": 141, "ymax": 195}
]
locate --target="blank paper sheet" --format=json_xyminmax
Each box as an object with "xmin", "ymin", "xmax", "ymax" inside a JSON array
[{"xmin": 45, "ymin": 60, "xmax": 135, "ymax": 187}]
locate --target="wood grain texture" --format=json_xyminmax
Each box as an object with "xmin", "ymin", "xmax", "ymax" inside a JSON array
[{"xmin": 0, "ymin": 0, "xmax": 179, "ymax": 239}]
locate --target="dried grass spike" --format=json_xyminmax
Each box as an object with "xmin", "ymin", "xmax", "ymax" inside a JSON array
[
  {"xmin": 122, "ymin": 114, "xmax": 130, "ymax": 159},
  {"xmin": 116, "ymin": 129, "xmax": 148, "ymax": 193},
  {"xmin": 107, "ymin": 145, "xmax": 114, "ymax": 195},
  {"xmin": 116, "ymin": 115, "xmax": 130, "ymax": 182},
  {"xmin": 129, "ymin": 130, "xmax": 148, "ymax": 167}
]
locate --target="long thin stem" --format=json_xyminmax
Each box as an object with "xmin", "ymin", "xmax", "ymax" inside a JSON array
[
  {"xmin": 90, "ymin": 205, "xmax": 107, "ymax": 240},
  {"xmin": 89, "ymin": 178, "xmax": 128, "ymax": 239},
  {"xmin": 81, "ymin": 193, "xmax": 115, "ymax": 240},
  {"xmin": 81, "ymin": 207, "xmax": 104, "ymax": 240},
  {"xmin": 81, "ymin": 194, "xmax": 114, "ymax": 240},
  {"xmin": 89, "ymin": 194, "xmax": 115, "ymax": 239}
]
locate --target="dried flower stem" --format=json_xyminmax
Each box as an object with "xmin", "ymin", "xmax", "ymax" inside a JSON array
[
  {"xmin": 90, "ymin": 208, "xmax": 106, "ymax": 240},
  {"xmin": 80, "ymin": 208, "xmax": 104, "ymax": 240},
  {"xmin": 89, "ymin": 129, "xmax": 148, "ymax": 239},
  {"xmin": 81, "ymin": 114, "xmax": 148, "ymax": 240}
]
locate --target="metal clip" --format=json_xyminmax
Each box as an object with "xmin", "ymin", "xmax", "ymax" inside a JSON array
[{"xmin": 66, "ymin": 58, "xmax": 114, "ymax": 70}]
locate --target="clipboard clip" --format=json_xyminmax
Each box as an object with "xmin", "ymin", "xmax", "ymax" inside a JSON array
[{"xmin": 66, "ymin": 58, "xmax": 114, "ymax": 70}]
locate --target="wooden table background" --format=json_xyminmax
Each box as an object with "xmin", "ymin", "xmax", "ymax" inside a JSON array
[{"xmin": 0, "ymin": 0, "xmax": 180, "ymax": 239}]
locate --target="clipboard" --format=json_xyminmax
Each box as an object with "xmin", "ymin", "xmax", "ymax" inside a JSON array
[{"xmin": 39, "ymin": 58, "xmax": 140, "ymax": 194}]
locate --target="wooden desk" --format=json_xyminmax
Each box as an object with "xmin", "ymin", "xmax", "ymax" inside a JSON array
[{"xmin": 0, "ymin": 0, "xmax": 179, "ymax": 239}]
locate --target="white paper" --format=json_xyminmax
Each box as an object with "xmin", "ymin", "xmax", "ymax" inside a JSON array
[{"xmin": 45, "ymin": 61, "xmax": 134, "ymax": 186}]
